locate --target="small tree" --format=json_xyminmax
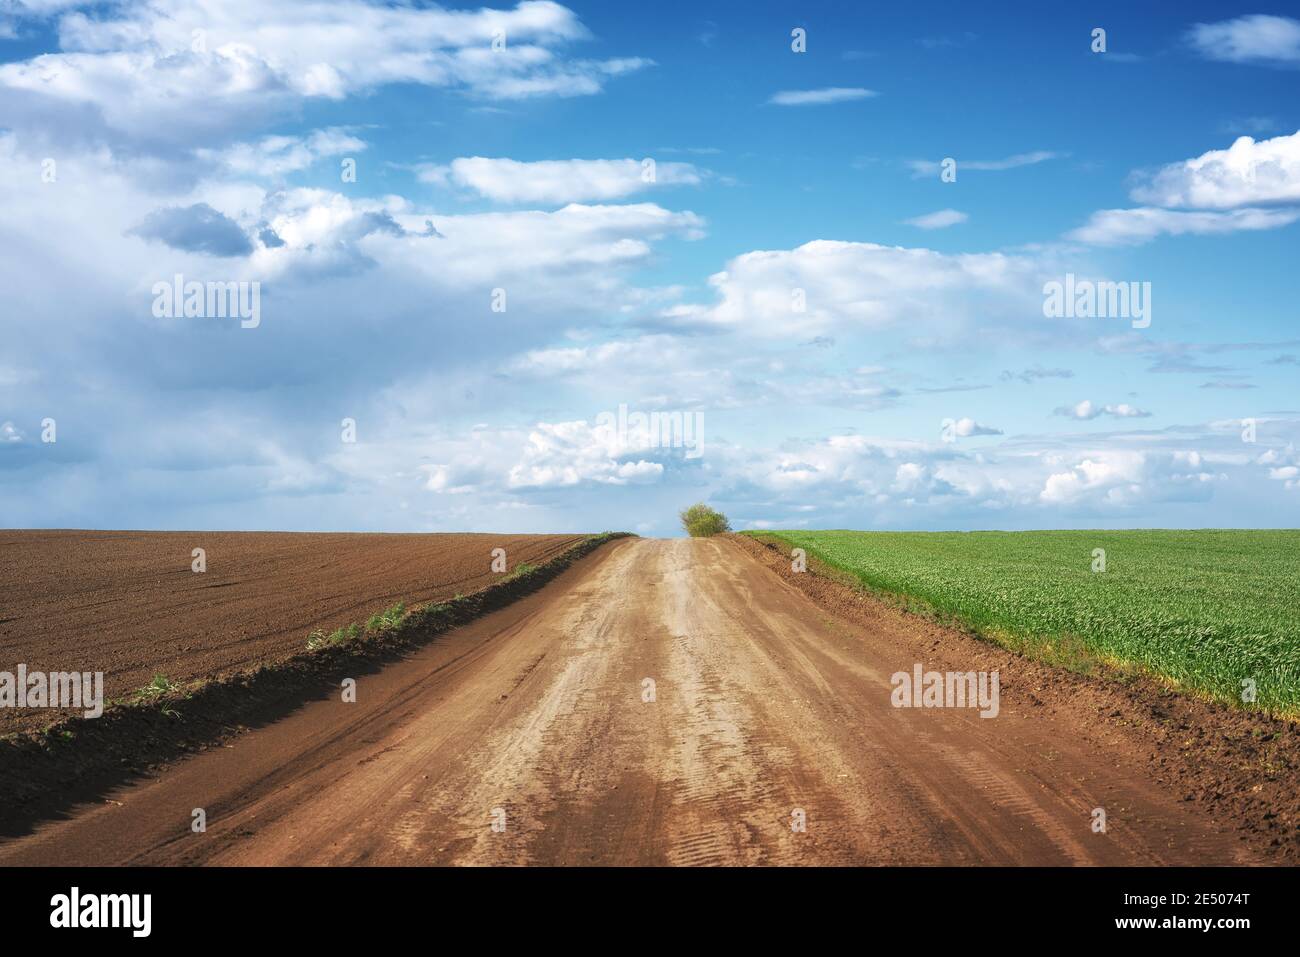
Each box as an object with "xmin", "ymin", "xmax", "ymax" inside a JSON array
[{"xmin": 680, "ymin": 503, "xmax": 731, "ymax": 537}]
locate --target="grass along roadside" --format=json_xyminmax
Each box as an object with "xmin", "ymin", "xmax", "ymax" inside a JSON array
[
  {"xmin": 744, "ymin": 529, "xmax": 1300, "ymax": 716},
  {"xmin": 297, "ymin": 560, "xmax": 542, "ymax": 654}
]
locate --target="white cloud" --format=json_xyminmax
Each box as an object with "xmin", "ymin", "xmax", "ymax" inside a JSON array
[
  {"xmin": 1268, "ymin": 464, "xmax": 1300, "ymax": 489},
  {"xmin": 197, "ymin": 128, "xmax": 366, "ymax": 176},
  {"xmin": 0, "ymin": 0, "xmax": 649, "ymax": 145},
  {"xmin": 507, "ymin": 420, "xmax": 665, "ymax": 488},
  {"xmin": 1053, "ymin": 400, "xmax": 1151, "ymax": 420},
  {"xmin": 748, "ymin": 434, "xmax": 934, "ymax": 494},
  {"xmin": 509, "ymin": 339, "xmax": 649, "ymax": 376},
  {"xmin": 667, "ymin": 239, "xmax": 1048, "ymax": 340},
  {"xmin": 908, "ymin": 151, "xmax": 1060, "ymax": 176},
  {"xmin": 0, "ymin": 132, "xmax": 707, "ymax": 458},
  {"xmin": 1189, "ymin": 14, "xmax": 1300, "ymax": 65},
  {"xmin": 1070, "ymin": 132, "xmax": 1300, "ymax": 248},
  {"xmin": 1259, "ymin": 445, "xmax": 1300, "ymax": 490},
  {"xmin": 892, "ymin": 462, "xmax": 928, "ymax": 491},
  {"xmin": 729, "ymin": 431, "xmax": 1233, "ymax": 519},
  {"xmin": 416, "ymin": 420, "xmax": 675, "ymax": 493},
  {"xmin": 948, "ymin": 417, "xmax": 1001, "ymax": 437},
  {"xmin": 1039, "ymin": 453, "xmax": 1144, "ymax": 505},
  {"xmin": 902, "ymin": 208, "xmax": 968, "ymax": 229},
  {"xmin": 1039, "ymin": 451, "xmax": 1218, "ymax": 506},
  {"xmin": 720, "ymin": 415, "xmax": 1300, "ymax": 528},
  {"xmin": 505, "ymin": 334, "xmax": 904, "ymax": 414},
  {"xmin": 425, "ymin": 156, "xmax": 704, "ymax": 204},
  {"xmin": 243, "ymin": 188, "xmax": 704, "ymax": 283},
  {"xmin": 1066, "ymin": 206, "xmax": 1300, "ymax": 246},
  {"xmin": 1101, "ymin": 403, "xmax": 1149, "ymax": 419},
  {"xmin": 768, "ymin": 87, "xmax": 877, "ymax": 106},
  {"xmin": 411, "ymin": 409, "xmax": 717, "ymax": 500},
  {"xmin": 1130, "ymin": 131, "xmax": 1300, "ymax": 209}
]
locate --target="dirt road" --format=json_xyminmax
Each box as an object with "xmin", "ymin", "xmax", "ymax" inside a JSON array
[{"xmin": 0, "ymin": 537, "xmax": 1256, "ymax": 865}]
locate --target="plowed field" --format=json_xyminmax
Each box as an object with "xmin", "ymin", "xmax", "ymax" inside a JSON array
[{"xmin": 0, "ymin": 530, "xmax": 584, "ymax": 735}]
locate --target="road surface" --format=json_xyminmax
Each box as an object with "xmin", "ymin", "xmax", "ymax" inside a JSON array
[{"xmin": 0, "ymin": 537, "xmax": 1252, "ymax": 865}]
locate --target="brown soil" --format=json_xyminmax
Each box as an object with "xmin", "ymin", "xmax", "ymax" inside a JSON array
[
  {"xmin": 0, "ymin": 530, "xmax": 583, "ymax": 736},
  {"xmin": 0, "ymin": 535, "xmax": 1292, "ymax": 865}
]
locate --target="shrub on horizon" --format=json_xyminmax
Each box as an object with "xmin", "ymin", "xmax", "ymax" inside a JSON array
[{"xmin": 680, "ymin": 503, "xmax": 731, "ymax": 537}]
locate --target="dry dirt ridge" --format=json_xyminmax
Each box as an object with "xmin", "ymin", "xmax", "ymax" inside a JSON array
[{"xmin": 0, "ymin": 534, "xmax": 1294, "ymax": 865}]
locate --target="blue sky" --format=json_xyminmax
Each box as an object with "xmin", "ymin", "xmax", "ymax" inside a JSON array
[{"xmin": 1, "ymin": 1, "xmax": 1299, "ymax": 535}]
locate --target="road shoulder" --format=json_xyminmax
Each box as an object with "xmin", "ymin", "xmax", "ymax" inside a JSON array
[{"xmin": 728, "ymin": 533, "xmax": 1300, "ymax": 863}]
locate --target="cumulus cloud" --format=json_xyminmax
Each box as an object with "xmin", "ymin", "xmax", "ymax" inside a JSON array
[
  {"xmin": 721, "ymin": 424, "xmax": 1252, "ymax": 526},
  {"xmin": 1040, "ymin": 451, "xmax": 1218, "ymax": 506},
  {"xmin": 506, "ymin": 420, "xmax": 668, "ymax": 488},
  {"xmin": 1258, "ymin": 446, "xmax": 1300, "ymax": 490},
  {"xmin": 664, "ymin": 239, "xmax": 1048, "ymax": 340},
  {"xmin": 1188, "ymin": 14, "xmax": 1300, "ymax": 65},
  {"xmin": 746, "ymin": 434, "xmax": 933, "ymax": 495},
  {"xmin": 947, "ymin": 417, "xmax": 1001, "ymax": 437},
  {"xmin": 902, "ymin": 208, "xmax": 968, "ymax": 229},
  {"xmin": 422, "ymin": 156, "xmax": 704, "ymax": 204},
  {"xmin": 1129, "ymin": 131, "xmax": 1300, "ymax": 209},
  {"xmin": 1069, "ymin": 132, "xmax": 1300, "ymax": 248},
  {"xmin": 768, "ymin": 87, "xmax": 877, "ymax": 106},
  {"xmin": 1053, "ymin": 400, "xmax": 1151, "ymax": 421},
  {"xmin": 417, "ymin": 416, "xmax": 693, "ymax": 493}
]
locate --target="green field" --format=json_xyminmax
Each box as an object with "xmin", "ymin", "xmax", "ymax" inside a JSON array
[{"xmin": 746, "ymin": 529, "xmax": 1300, "ymax": 713}]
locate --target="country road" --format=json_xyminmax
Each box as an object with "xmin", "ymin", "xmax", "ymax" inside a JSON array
[{"xmin": 0, "ymin": 537, "xmax": 1255, "ymax": 866}]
